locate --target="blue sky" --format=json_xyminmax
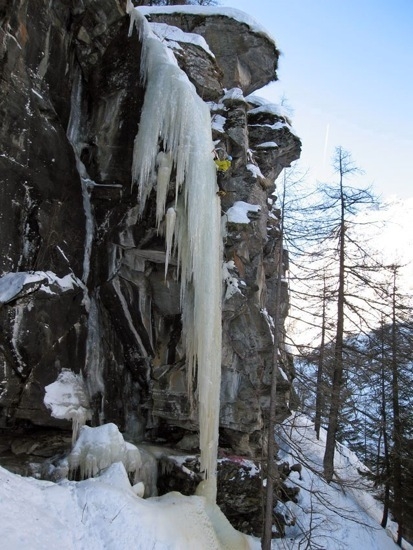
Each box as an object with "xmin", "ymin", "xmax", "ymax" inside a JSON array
[{"xmin": 222, "ymin": 0, "xmax": 413, "ymax": 199}]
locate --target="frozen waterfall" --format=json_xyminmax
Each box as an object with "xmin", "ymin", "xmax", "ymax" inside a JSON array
[{"xmin": 128, "ymin": 5, "xmax": 223, "ymax": 503}]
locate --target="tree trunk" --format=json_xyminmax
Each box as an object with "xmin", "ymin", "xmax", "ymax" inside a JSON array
[
  {"xmin": 390, "ymin": 268, "xmax": 403, "ymax": 546},
  {"xmin": 323, "ymin": 151, "xmax": 346, "ymax": 483},
  {"xmin": 314, "ymin": 273, "xmax": 327, "ymax": 439},
  {"xmin": 380, "ymin": 326, "xmax": 391, "ymax": 528}
]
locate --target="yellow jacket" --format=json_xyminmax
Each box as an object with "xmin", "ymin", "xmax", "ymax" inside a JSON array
[{"xmin": 214, "ymin": 159, "xmax": 232, "ymax": 172}]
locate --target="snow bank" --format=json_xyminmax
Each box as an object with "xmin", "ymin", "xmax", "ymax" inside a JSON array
[
  {"xmin": 0, "ymin": 462, "xmax": 257, "ymax": 550},
  {"xmin": 246, "ymin": 94, "xmax": 293, "ymax": 118}
]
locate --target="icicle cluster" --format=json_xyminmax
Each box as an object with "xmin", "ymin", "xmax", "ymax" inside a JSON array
[
  {"xmin": 68, "ymin": 424, "xmax": 143, "ymax": 483},
  {"xmin": 128, "ymin": 8, "xmax": 223, "ymax": 502},
  {"xmin": 44, "ymin": 369, "xmax": 92, "ymax": 446}
]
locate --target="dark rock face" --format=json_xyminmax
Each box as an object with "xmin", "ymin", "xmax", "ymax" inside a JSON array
[
  {"xmin": 0, "ymin": 1, "xmax": 300, "ymax": 466},
  {"xmin": 0, "ymin": 273, "xmax": 88, "ymax": 426},
  {"xmin": 0, "ymin": 0, "xmax": 85, "ymax": 278}
]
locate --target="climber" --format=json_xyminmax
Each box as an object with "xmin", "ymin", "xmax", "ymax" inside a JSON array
[{"xmin": 214, "ymin": 152, "xmax": 232, "ymax": 172}]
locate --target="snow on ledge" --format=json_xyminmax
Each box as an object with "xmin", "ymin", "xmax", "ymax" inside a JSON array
[
  {"xmin": 256, "ymin": 141, "xmax": 278, "ymax": 149},
  {"xmin": 225, "ymin": 201, "xmax": 261, "ymax": 224},
  {"xmin": 0, "ymin": 271, "xmax": 82, "ymax": 305},
  {"xmin": 137, "ymin": 5, "xmax": 276, "ymax": 45},
  {"xmin": 249, "ymin": 120, "xmax": 300, "ymax": 138},
  {"xmin": 246, "ymin": 163, "xmax": 265, "ymax": 179},
  {"xmin": 247, "ymin": 100, "xmax": 291, "ymax": 119},
  {"xmin": 222, "ymin": 87, "xmax": 246, "ymax": 103},
  {"xmin": 149, "ymin": 22, "xmax": 215, "ymax": 58}
]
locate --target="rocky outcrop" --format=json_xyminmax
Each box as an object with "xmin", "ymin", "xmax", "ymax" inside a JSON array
[
  {"xmin": 141, "ymin": 7, "xmax": 280, "ymax": 95},
  {"xmin": 0, "ymin": 1, "xmax": 300, "ymax": 463},
  {"xmin": 157, "ymin": 453, "xmax": 301, "ymax": 537}
]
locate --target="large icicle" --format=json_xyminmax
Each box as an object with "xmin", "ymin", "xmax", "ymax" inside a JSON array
[{"xmin": 128, "ymin": 7, "xmax": 223, "ymax": 503}]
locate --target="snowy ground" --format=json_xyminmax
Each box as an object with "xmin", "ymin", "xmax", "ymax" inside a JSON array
[
  {"xmin": 0, "ymin": 414, "xmax": 408, "ymax": 549},
  {"xmin": 273, "ymin": 413, "xmax": 409, "ymax": 550},
  {"xmin": 0, "ymin": 461, "xmax": 254, "ymax": 550}
]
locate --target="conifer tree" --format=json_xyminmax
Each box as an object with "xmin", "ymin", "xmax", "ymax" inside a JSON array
[{"xmin": 282, "ymin": 147, "xmax": 380, "ymax": 481}]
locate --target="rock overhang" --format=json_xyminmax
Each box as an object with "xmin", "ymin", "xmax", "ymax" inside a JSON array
[{"xmin": 138, "ymin": 5, "xmax": 279, "ymax": 96}]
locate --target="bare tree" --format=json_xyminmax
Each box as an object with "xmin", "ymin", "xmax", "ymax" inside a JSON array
[
  {"xmin": 315, "ymin": 147, "xmax": 378, "ymax": 482},
  {"xmin": 282, "ymin": 147, "xmax": 380, "ymax": 482}
]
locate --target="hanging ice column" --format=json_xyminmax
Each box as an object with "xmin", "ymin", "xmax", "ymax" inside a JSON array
[{"xmin": 128, "ymin": 6, "xmax": 223, "ymax": 503}]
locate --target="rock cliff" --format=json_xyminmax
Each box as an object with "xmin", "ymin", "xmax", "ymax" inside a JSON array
[{"xmin": 0, "ymin": 0, "xmax": 300, "ymax": 466}]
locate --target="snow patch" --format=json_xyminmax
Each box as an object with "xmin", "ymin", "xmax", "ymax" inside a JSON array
[
  {"xmin": 149, "ymin": 22, "xmax": 214, "ymax": 57},
  {"xmin": 248, "ymin": 103, "xmax": 290, "ymax": 119},
  {"xmin": 250, "ymin": 120, "xmax": 300, "ymax": 138},
  {"xmin": 256, "ymin": 141, "xmax": 278, "ymax": 148},
  {"xmin": 211, "ymin": 114, "xmax": 226, "ymax": 133},
  {"xmin": 246, "ymin": 163, "xmax": 265, "ymax": 179},
  {"xmin": 222, "ymin": 87, "xmax": 246, "ymax": 103},
  {"xmin": 223, "ymin": 261, "xmax": 241, "ymax": 300},
  {"xmin": 0, "ymin": 271, "xmax": 81, "ymax": 305},
  {"xmin": 225, "ymin": 201, "xmax": 261, "ymax": 225}
]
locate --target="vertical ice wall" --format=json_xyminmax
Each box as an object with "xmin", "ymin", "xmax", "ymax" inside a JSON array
[
  {"xmin": 66, "ymin": 67, "xmax": 94, "ymax": 286},
  {"xmin": 128, "ymin": 5, "xmax": 223, "ymax": 503}
]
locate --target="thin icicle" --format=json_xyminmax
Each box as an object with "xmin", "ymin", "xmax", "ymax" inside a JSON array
[
  {"xmin": 164, "ymin": 206, "xmax": 176, "ymax": 277},
  {"xmin": 129, "ymin": 9, "xmax": 223, "ymax": 502},
  {"xmin": 156, "ymin": 151, "xmax": 173, "ymax": 227}
]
